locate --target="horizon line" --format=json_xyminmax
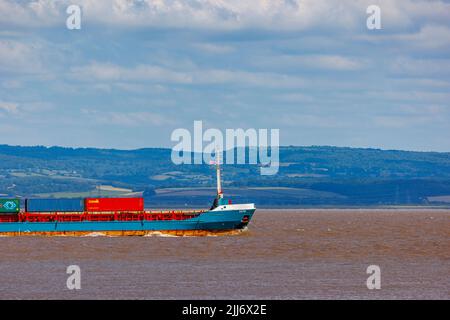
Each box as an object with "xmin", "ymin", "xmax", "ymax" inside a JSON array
[{"xmin": 0, "ymin": 143, "xmax": 449, "ymax": 154}]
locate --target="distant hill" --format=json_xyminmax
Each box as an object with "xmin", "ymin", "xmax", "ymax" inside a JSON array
[{"xmin": 1, "ymin": 144, "xmax": 450, "ymax": 207}]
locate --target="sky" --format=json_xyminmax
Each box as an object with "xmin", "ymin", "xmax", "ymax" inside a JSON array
[{"xmin": 0, "ymin": 0, "xmax": 449, "ymax": 151}]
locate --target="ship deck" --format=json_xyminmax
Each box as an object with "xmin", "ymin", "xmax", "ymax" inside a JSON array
[{"xmin": 0, "ymin": 210, "xmax": 207, "ymax": 223}]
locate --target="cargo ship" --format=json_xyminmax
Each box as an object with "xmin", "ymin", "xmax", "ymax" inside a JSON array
[{"xmin": 0, "ymin": 158, "xmax": 255, "ymax": 236}]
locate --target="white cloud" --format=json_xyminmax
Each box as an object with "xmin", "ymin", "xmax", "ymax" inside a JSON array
[
  {"xmin": 0, "ymin": 101, "xmax": 19, "ymax": 114},
  {"xmin": 1, "ymin": 0, "xmax": 449, "ymax": 31},
  {"xmin": 193, "ymin": 68, "xmax": 306, "ymax": 87},
  {"xmin": 357, "ymin": 24, "xmax": 450, "ymax": 51},
  {"xmin": 0, "ymin": 40, "xmax": 44, "ymax": 74},
  {"xmin": 108, "ymin": 111, "xmax": 176, "ymax": 126},
  {"xmin": 193, "ymin": 43, "xmax": 235, "ymax": 54},
  {"xmin": 69, "ymin": 61, "xmax": 308, "ymax": 88},
  {"xmin": 390, "ymin": 57, "xmax": 450, "ymax": 77},
  {"xmin": 1, "ymin": 1, "xmax": 449, "ymax": 151},
  {"xmin": 253, "ymin": 54, "xmax": 366, "ymax": 71},
  {"xmin": 0, "ymin": 0, "xmax": 62, "ymax": 27},
  {"xmin": 81, "ymin": 109, "xmax": 177, "ymax": 127},
  {"xmin": 393, "ymin": 25, "xmax": 450, "ymax": 50},
  {"xmin": 276, "ymin": 93, "xmax": 315, "ymax": 103},
  {"xmin": 372, "ymin": 112, "xmax": 447, "ymax": 128},
  {"xmin": 70, "ymin": 62, "xmax": 193, "ymax": 84},
  {"xmin": 277, "ymin": 113, "xmax": 349, "ymax": 128},
  {"xmin": 304, "ymin": 55, "xmax": 365, "ymax": 71}
]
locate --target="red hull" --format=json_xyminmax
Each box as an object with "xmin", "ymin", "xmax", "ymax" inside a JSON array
[{"xmin": 0, "ymin": 210, "xmax": 204, "ymax": 223}]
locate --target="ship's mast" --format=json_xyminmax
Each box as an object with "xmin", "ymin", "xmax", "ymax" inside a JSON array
[{"xmin": 216, "ymin": 149, "xmax": 223, "ymax": 199}]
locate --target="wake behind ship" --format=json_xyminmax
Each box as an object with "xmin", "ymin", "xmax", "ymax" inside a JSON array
[{"xmin": 0, "ymin": 158, "xmax": 255, "ymax": 236}]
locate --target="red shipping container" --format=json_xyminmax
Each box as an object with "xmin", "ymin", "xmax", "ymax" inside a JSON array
[{"xmin": 85, "ymin": 198, "xmax": 144, "ymax": 212}]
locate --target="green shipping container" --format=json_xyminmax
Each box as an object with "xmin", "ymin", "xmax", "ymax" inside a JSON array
[{"xmin": 0, "ymin": 199, "xmax": 20, "ymax": 214}]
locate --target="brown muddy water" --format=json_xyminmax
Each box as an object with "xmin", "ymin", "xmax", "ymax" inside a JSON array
[{"xmin": 0, "ymin": 209, "xmax": 449, "ymax": 299}]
